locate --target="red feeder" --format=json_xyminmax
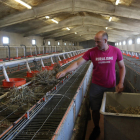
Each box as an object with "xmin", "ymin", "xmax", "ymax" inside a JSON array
[
  {"xmin": 62, "ymin": 59, "xmax": 68, "ymax": 64},
  {"xmin": 136, "ymin": 56, "xmax": 139, "ymax": 59},
  {"xmin": 27, "ymin": 70, "xmax": 39, "ymax": 78},
  {"xmin": 15, "ymin": 57, "xmax": 21, "ymax": 59},
  {"xmin": 28, "ymin": 55, "xmax": 33, "ymax": 57},
  {"xmin": 58, "ymin": 61, "xmax": 63, "ymax": 66},
  {"xmin": 51, "ymin": 63, "xmax": 57, "ymax": 67},
  {"xmin": 10, "ymin": 58, "xmax": 13, "ymax": 60},
  {"xmin": 0, "ymin": 59, "xmax": 3, "ymax": 62},
  {"xmin": 67, "ymin": 58, "xmax": 72, "ymax": 62},
  {"xmin": 2, "ymin": 78, "xmax": 26, "ymax": 88},
  {"xmin": 42, "ymin": 66, "xmax": 53, "ymax": 70},
  {"xmin": 42, "ymin": 66, "xmax": 50, "ymax": 70},
  {"xmin": 132, "ymin": 56, "xmax": 136, "ymax": 58}
]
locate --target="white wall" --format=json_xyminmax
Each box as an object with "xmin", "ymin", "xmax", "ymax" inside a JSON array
[
  {"xmin": 0, "ymin": 31, "xmax": 43, "ymax": 46},
  {"xmin": 115, "ymin": 35, "xmax": 140, "ymax": 51},
  {"xmin": 0, "ymin": 31, "xmax": 44, "ymax": 58},
  {"xmin": 135, "ymin": 35, "xmax": 140, "ymax": 51}
]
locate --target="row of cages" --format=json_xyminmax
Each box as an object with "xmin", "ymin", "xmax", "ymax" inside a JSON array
[
  {"xmin": 0, "ymin": 45, "xmax": 79, "ymax": 62},
  {"xmin": 116, "ymin": 53, "xmax": 140, "ymax": 93},
  {"xmin": 121, "ymin": 50, "xmax": 140, "ymax": 59},
  {"xmin": 0, "ymin": 48, "xmax": 90, "ymax": 139},
  {"xmin": 0, "ymin": 49, "xmax": 87, "ymax": 88}
]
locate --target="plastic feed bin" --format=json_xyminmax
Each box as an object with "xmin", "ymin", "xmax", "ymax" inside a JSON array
[{"xmin": 100, "ymin": 92, "xmax": 140, "ymax": 140}]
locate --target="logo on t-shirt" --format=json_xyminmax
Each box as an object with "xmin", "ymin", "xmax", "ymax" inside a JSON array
[{"xmin": 96, "ymin": 56, "xmax": 113, "ymax": 64}]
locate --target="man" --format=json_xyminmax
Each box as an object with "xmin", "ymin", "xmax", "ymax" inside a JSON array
[{"xmin": 56, "ymin": 31, "xmax": 125, "ymax": 140}]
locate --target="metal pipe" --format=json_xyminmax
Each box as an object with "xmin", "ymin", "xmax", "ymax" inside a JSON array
[
  {"xmin": 0, "ymin": 49, "xmax": 87, "ymax": 67},
  {"xmin": 39, "ymin": 47, "xmax": 40, "ymax": 54},
  {"xmin": 3, "ymin": 45, "xmax": 10, "ymax": 60},
  {"xmin": 26, "ymin": 61, "xmax": 31, "ymax": 72},
  {"xmin": 33, "ymin": 45, "xmax": 37, "ymax": 56},
  {"xmin": 58, "ymin": 56, "xmax": 61, "ymax": 61},
  {"xmin": 20, "ymin": 45, "xmax": 27, "ymax": 57},
  {"xmin": 41, "ymin": 58, "xmax": 44, "ymax": 67},
  {"xmin": 63, "ymin": 54, "xmax": 66, "ymax": 59},
  {"xmin": 2, "ymin": 64, "xmax": 10, "ymax": 82},
  {"xmin": 16, "ymin": 47, "xmax": 18, "ymax": 57},
  {"xmin": 30, "ymin": 47, "xmax": 32, "ymax": 55},
  {"xmin": 43, "ymin": 46, "xmax": 44, "ymax": 54},
  {"xmin": 51, "ymin": 57, "xmax": 54, "ymax": 64}
]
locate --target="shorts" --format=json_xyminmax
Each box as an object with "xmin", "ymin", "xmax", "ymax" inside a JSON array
[{"xmin": 89, "ymin": 83, "xmax": 115, "ymax": 111}]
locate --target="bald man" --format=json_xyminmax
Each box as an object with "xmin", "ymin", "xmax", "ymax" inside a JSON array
[{"xmin": 56, "ymin": 31, "xmax": 125, "ymax": 140}]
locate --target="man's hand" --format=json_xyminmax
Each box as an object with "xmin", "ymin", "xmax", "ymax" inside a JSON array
[
  {"xmin": 116, "ymin": 83, "xmax": 124, "ymax": 93},
  {"xmin": 56, "ymin": 70, "xmax": 66, "ymax": 79}
]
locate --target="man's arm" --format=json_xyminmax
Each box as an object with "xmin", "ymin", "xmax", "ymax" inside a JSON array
[
  {"xmin": 56, "ymin": 57, "xmax": 87, "ymax": 79},
  {"xmin": 116, "ymin": 60, "xmax": 126, "ymax": 93}
]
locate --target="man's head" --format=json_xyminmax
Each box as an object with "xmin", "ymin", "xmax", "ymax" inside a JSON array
[{"xmin": 94, "ymin": 31, "xmax": 108, "ymax": 50}]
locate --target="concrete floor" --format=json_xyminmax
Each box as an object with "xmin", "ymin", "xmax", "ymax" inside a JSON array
[{"xmin": 85, "ymin": 111, "xmax": 104, "ymax": 140}]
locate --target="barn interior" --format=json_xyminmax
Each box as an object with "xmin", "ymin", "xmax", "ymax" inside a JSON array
[{"xmin": 0, "ymin": 0, "xmax": 140, "ymax": 140}]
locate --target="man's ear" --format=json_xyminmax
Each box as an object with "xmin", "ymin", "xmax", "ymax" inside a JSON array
[{"xmin": 104, "ymin": 39, "xmax": 107, "ymax": 43}]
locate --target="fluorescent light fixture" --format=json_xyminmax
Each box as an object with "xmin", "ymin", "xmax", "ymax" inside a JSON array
[
  {"xmin": 45, "ymin": 16, "xmax": 50, "ymax": 19},
  {"xmin": 109, "ymin": 17, "xmax": 112, "ymax": 22},
  {"xmin": 32, "ymin": 39, "xmax": 36, "ymax": 45},
  {"xmin": 14, "ymin": 0, "xmax": 32, "ymax": 9},
  {"xmin": 115, "ymin": 0, "xmax": 120, "ymax": 5},
  {"xmin": 137, "ymin": 38, "xmax": 140, "ymax": 44},
  {"xmin": 51, "ymin": 19, "xmax": 58, "ymax": 24},
  {"xmin": 3, "ymin": 37, "xmax": 9, "ymax": 44},
  {"xmin": 48, "ymin": 41, "xmax": 51, "ymax": 45},
  {"xmin": 75, "ymin": 32, "xmax": 77, "ymax": 34},
  {"xmin": 66, "ymin": 27, "xmax": 70, "ymax": 30},
  {"xmin": 119, "ymin": 42, "xmax": 121, "ymax": 46},
  {"xmin": 128, "ymin": 39, "xmax": 132, "ymax": 45},
  {"xmin": 117, "ymin": 43, "xmax": 118, "ymax": 46},
  {"xmin": 123, "ymin": 41, "xmax": 126, "ymax": 45},
  {"xmin": 106, "ymin": 27, "xmax": 108, "ymax": 30}
]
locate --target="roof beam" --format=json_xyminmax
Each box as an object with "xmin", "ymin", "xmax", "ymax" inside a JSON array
[
  {"xmin": 24, "ymin": 16, "xmax": 140, "ymax": 36},
  {"xmin": 1, "ymin": 0, "xmax": 140, "ymax": 28}
]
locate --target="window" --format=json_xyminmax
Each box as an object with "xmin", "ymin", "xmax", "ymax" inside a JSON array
[
  {"xmin": 58, "ymin": 42, "xmax": 60, "ymax": 45},
  {"xmin": 123, "ymin": 41, "xmax": 126, "ymax": 45},
  {"xmin": 32, "ymin": 39, "xmax": 36, "ymax": 45},
  {"xmin": 137, "ymin": 38, "xmax": 140, "ymax": 44},
  {"xmin": 119, "ymin": 42, "xmax": 121, "ymax": 46},
  {"xmin": 117, "ymin": 43, "xmax": 118, "ymax": 46},
  {"xmin": 3, "ymin": 37, "xmax": 9, "ymax": 44},
  {"xmin": 48, "ymin": 41, "xmax": 50, "ymax": 45},
  {"xmin": 128, "ymin": 39, "xmax": 132, "ymax": 45}
]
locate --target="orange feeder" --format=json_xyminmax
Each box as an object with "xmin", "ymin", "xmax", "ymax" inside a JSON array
[
  {"xmin": 26, "ymin": 70, "xmax": 39, "ymax": 78},
  {"xmin": 2, "ymin": 78, "xmax": 26, "ymax": 88},
  {"xmin": 42, "ymin": 66, "xmax": 50, "ymax": 70},
  {"xmin": 28, "ymin": 55, "xmax": 33, "ymax": 57},
  {"xmin": 15, "ymin": 57, "xmax": 21, "ymax": 59},
  {"xmin": 58, "ymin": 61, "xmax": 63, "ymax": 66}
]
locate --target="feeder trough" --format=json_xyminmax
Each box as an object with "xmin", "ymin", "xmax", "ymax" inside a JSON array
[
  {"xmin": 2, "ymin": 78, "xmax": 26, "ymax": 88},
  {"xmin": 27, "ymin": 70, "xmax": 39, "ymax": 78},
  {"xmin": 100, "ymin": 92, "xmax": 140, "ymax": 140}
]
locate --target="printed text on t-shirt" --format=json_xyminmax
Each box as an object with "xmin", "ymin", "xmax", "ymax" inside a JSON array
[{"xmin": 96, "ymin": 56, "xmax": 113, "ymax": 61}]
